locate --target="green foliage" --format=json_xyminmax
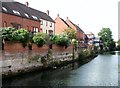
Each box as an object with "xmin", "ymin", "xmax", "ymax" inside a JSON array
[
  {"xmin": 118, "ymin": 39, "xmax": 120, "ymax": 45},
  {"xmin": 63, "ymin": 28, "xmax": 77, "ymax": 40},
  {"xmin": 72, "ymin": 39, "xmax": 78, "ymax": 50},
  {"xmin": 98, "ymin": 28, "xmax": 115, "ymax": 51},
  {"xmin": 79, "ymin": 49, "xmax": 95, "ymax": 59},
  {"xmin": 41, "ymin": 56, "xmax": 47, "ymax": 64},
  {"xmin": 53, "ymin": 34, "xmax": 70, "ymax": 47},
  {"xmin": 32, "ymin": 32, "xmax": 46, "ymax": 47},
  {"xmin": 12, "ymin": 29, "xmax": 30, "ymax": 47},
  {"xmin": 0, "ymin": 27, "xmax": 16, "ymax": 41}
]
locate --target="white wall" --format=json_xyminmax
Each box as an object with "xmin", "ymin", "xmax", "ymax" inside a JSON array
[{"xmin": 40, "ymin": 19, "xmax": 55, "ymax": 35}]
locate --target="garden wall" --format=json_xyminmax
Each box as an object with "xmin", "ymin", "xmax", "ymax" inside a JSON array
[
  {"xmin": 4, "ymin": 42, "xmax": 73, "ymax": 54},
  {"xmin": 2, "ymin": 43, "xmax": 77, "ymax": 78}
]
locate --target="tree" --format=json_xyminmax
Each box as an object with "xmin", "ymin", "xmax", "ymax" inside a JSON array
[
  {"xmin": 98, "ymin": 28, "xmax": 116, "ymax": 51},
  {"xmin": 63, "ymin": 28, "xmax": 77, "ymax": 40}
]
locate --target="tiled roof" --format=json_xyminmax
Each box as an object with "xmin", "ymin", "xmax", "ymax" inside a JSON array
[
  {"xmin": 74, "ymin": 24, "xmax": 84, "ymax": 33},
  {"xmin": 60, "ymin": 18, "xmax": 70, "ymax": 27},
  {"xmin": 68, "ymin": 20, "xmax": 84, "ymax": 33},
  {"xmin": 1, "ymin": 2, "xmax": 55, "ymax": 22}
]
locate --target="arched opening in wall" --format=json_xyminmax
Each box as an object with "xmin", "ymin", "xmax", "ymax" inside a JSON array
[
  {"xmin": 11, "ymin": 22, "xmax": 21, "ymax": 29},
  {"xmin": 48, "ymin": 30, "xmax": 53, "ymax": 36},
  {"xmin": 3, "ymin": 21, "xmax": 7, "ymax": 27}
]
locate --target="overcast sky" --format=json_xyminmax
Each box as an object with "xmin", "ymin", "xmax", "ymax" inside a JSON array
[{"xmin": 13, "ymin": 0, "xmax": 119, "ymax": 41}]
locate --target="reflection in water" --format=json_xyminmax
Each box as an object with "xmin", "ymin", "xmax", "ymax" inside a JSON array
[{"xmin": 3, "ymin": 52, "xmax": 118, "ymax": 86}]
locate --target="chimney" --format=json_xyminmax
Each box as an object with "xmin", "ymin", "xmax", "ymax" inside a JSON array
[
  {"xmin": 46, "ymin": 10, "xmax": 49, "ymax": 15},
  {"xmin": 25, "ymin": 1, "xmax": 29, "ymax": 7},
  {"xmin": 66, "ymin": 17, "xmax": 69, "ymax": 20},
  {"xmin": 57, "ymin": 14, "xmax": 59, "ymax": 17},
  {"xmin": 77, "ymin": 24, "xmax": 79, "ymax": 27}
]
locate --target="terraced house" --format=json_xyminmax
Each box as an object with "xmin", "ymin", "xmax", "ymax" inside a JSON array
[
  {"xmin": 0, "ymin": 1, "xmax": 55, "ymax": 35},
  {"xmin": 66, "ymin": 17, "xmax": 84, "ymax": 42},
  {"xmin": 55, "ymin": 14, "xmax": 71, "ymax": 35},
  {"xmin": 55, "ymin": 15, "xmax": 85, "ymax": 42}
]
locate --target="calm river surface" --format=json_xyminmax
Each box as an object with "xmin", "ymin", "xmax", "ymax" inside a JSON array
[{"xmin": 3, "ymin": 51, "xmax": 118, "ymax": 87}]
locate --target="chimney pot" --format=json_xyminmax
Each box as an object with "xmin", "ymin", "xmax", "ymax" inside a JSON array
[
  {"xmin": 67, "ymin": 17, "xmax": 69, "ymax": 20},
  {"xmin": 46, "ymin": 10, "xmax": 49, "ymax": 15},
  {"xmin": 25, "ymin": 1, "xmax": 29, "ymax": 6},
  {"xmin": 57, "ymin": 14, "xmax": 59, "ymax": 17}
]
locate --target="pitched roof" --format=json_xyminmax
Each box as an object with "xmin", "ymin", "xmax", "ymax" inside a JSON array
[
  {"xmin": 1, "ymin": 2, "xmax": 55, "ymax": 22},
  {"xmin": 74, "ymin": 24, "xmax": 84, "ymax": 33},
  {"xmin": 68, "ymin": 20, "xmax": 84, "ymax": 33},
  {"xmin": 60, "ymin": 18, "xmax": 70, "ymax": 27}
]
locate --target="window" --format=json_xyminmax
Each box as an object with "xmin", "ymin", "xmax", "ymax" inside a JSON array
[
  {"xmin": 32, "ymin": 15, "xmax": 38, "ymax": 20},
  {"xmin": 50, "ymin": 22, "xmax": 52, "ymax": 27},
  {"xmin": 32, "ymin": 27, "xmax": 39, "ymax": 34},
  {"xmin": 3, "ymin": 21, "xmax": 7, "ymax": 27},
  {"xmin": 2, "ymin": 7, "xmax": 7, "ymax": 12},
  {"xmin": 46, "ymin": 22, "xmax": 48, "ymax": 26},
  {"xmin": 11, "ymin": 22, "xmax": 21, "ymax": 29},
  {"xmin": 13, "ymin": 10, "xmax": 21, "ymax": 15},
  {"xmin": 24, "ymin": 13, "xmax": 29, "ymax": 18}
]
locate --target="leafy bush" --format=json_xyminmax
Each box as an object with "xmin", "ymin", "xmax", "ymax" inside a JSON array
[
  {"xmin": 72, "ymin": 39, "xmax": 78, "ymax": 50},
  {"xmin": 0, "ymin": 27, "xmax": 16, "ymax": 41},
  {"xmin": 79, "ymin": 49, "xmax": 95, "ymax": 59},
  {"xmin": 32, "ymin": 32, "xmax": 46, "ymax": 47},
  {"xmin": 12, "ymin": 29, "xmax": 30, "ymax": 47},
  {"xmin": 53, "ymin": 34, "xmax": 70, "ymax": 48}
]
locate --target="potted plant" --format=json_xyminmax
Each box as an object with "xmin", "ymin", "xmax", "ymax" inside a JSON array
[
  {"xmin": 11, "ymin": 28, "xmax": 30, "ymax": 47},
  {"xmin": 72, "ymin": 39, "xmax": 78, "ymax": 51},
  {"xmin": 0, "ymin": 27, "xmax": 16, "ymax": 41},
  {"xmin": 52, "ymin": 34, "xmax": 70, "ymax": 48},
  {"xmin": 32, "ymin": 32, "xmax": 46, "ymax": 47}
]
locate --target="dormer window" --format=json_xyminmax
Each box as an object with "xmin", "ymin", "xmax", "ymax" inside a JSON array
[
  {"xmin": 13, "ymin": 10, "xmax": 20, "ymax": 15},
  {"xmin": 2, "ymin": 7, "xmax": 7, "ymax": 12},
  {"xmin": 32, "ymin": 15, "xmax": 38, "ymax": 20},
  {"xmin": 24, "ymin": 13, "xmax": 29, "ymax": 18}
]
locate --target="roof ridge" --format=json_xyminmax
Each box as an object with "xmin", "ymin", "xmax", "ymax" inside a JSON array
[
  {"xmin": 60, "ymin": 18, "xmax": 70, "ymax": 27},
  {"xmin": 67, "ymin": 19, "xmax": 84, "ymax": 33},
  {"xmin": 15, "ymin": 2, "xmax": 46, "ymax": 15},
  {"xmin": 2, "ymin": 1, "xmax": 55, "ymax": 22}
]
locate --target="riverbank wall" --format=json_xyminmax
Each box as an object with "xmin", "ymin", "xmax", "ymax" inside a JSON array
[{"xmin": 1, "ymin": 45, "xmax": 97, "ymax": 79}]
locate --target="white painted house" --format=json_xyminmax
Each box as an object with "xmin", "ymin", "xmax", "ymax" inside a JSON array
[
  {"xmin": 40, "ymin": 10, "xmax": 55, "ymax": 35},
  {"xmin": 85, "ymin": 32, "xmax": 95, "ymax": 45}
]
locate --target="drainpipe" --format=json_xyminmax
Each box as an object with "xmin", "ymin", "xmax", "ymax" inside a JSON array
[
  {"xmin": 54, "ymin": 22, "xmax": 55, "ymax": 35},
  {"xmin": 22, "ymin": 17, "xmax": 23, "ymax": 28}
]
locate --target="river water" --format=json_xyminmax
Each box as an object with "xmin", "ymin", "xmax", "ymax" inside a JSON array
[{"xmin": 2, "ymin": 51, "xmax": 118, "ymax": 87}]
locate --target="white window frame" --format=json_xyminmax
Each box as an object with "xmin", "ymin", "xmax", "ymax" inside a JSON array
[
  {"xmin": 24, "ymin": 13, "xmax": 29, "ymax": 18},
  {"xmin": 13, "ymin": 10, "xmax": 21, "ymax": 15},
  {"xmin": 32, "ymin": 15, "xmax": 38, "ymax": 20},
  {"xmin": 2, "ymin": 7, "xmax": 7, "ymax": 12}
]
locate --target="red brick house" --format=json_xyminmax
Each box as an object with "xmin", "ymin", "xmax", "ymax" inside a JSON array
[
  {"xmin": 0, "ymin": 2, "xmax": 55, "ymax": 34},
  {"xmin": 66, "ymin": 17, "xmax": 84, "ymax": 42},
  {"xmin": 55, "ymin": 14, "xmax": 71, "ymax": 35}
]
